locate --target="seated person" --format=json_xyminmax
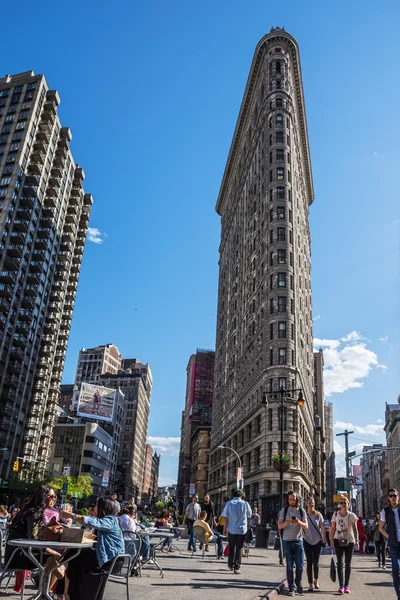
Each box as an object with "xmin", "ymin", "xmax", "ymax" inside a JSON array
[
  {"xmin": 119, "ymin": 506, "xmax": 150, "ymax": 562},
  {"xmin": 60, "ymin": 497, "xmax": 124, "ymax": 600},
  {"xmin": 154, "ymin": 509, "xmax": 173, "ymax": 552},
  {"xmin": 194, "ymin": 511, "xmax": 224, "ymax": 557},
  {"xmin": 6, "ymin": 487, "xmax": 62, "ymax": 593}
]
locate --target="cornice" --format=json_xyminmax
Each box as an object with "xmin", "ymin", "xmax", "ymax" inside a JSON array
[{"xmin": 216, "ymin": 29, "xmax": 314, "ymax": 216}]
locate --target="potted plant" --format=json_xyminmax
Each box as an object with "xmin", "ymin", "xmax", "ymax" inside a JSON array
[{"xmin": 271, "ymin": 452, "xmax": 292, "ymax": 472}]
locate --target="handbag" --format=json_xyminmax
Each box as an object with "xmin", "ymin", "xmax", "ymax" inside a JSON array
[
  {"xmin": 338, "ymin": 538, "xmax": 349, "ymax": 547},
  {"xmin": 330, "ymin": 550, "xmax": 337, "ymax": 582},
  {"xmin": 223, "ymin": 543, "xmax": 230, "ymax": 556},
  {"xmin": 38, "ymin": 521, "xmax": 64, "ymax": 542}
]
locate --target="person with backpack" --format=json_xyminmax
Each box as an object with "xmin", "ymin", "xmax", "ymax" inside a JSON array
[
  {"xmin": 329, "ymin": 496, "xmax": 359, "ymax": 595},
  {"xmin": 303, "ymin": 497, "xmax": 326, "ymax": 591},
  {"xmin": 379, "ymin": 487, "xmax": 400, "ymax": 597},
  {"xmin": 278, "ymin": 491, "xmax": 308, "ymax": 596}
]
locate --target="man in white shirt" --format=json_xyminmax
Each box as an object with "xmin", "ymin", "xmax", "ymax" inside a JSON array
[{"xmin": 182, "ymin": 494, "xmax": 201, "ymax": 552}]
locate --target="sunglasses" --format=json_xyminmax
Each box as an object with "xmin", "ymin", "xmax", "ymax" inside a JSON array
[
  {"xmin": 339, "ymin": 501, "xmax": 347, "ymax": 505},
  {"xmin": 47, "ymin": 495, "xmax": 57, "ymax": 499},
  {"xmin": 389, "ymin": 494, "xmax": 398, "ymax": 498}
]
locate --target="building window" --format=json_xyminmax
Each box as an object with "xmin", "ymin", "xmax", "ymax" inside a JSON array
[
  {"xmin": 270, "ymin": 252, "xmax": 273, "ymax": 266},
  {"xmin": 276, "ymin": 131, "xmax": 284, "ymax": 143},
  {"xmin": 270, "ymin": 323, "xmax": 274, "ymax": 340},
  {"xmin": 279, "ymin": 377, "xmax": 287, "ymax": 389},
  {"xmin": 276, "ymin": 98, "xmax": 283, "ymax": 107},
  {"xmin": 269, "ymin": 209, "xmax": 273, "ymax": 222},
  {"xmin": 276, "ymin": 80, "xmax": 281, "ymax": 89},
  {"xmin": 277, "ymin": 206, "xmax": 285, "ymax": 220},
  {"xmin": 277, "ymin": 227, "xmax": 285, "ymax": 241},
  {"xmin": 269, "ymin": 348, "xmax": 273, "ymax": 365},
  {"xmin": 276, "ymin": 149, "xmax": 284, "ymax": 161},
  {"xmin": 276, "ymin": 114, "xmax": 283, "ymax": 126},
  {"xmin": 269, "ymin": 170, "xmax": 273, "ymax": 182},
  {"xmin": 276, "ymin": 61, "xmax": 282, "ymax": 74},
  {"xmin": 270, "ymin": 298, "xmax": 274, "ymax": 313},
  {"xmin": 278, "ymin": 322, "xmax": 286, "ymax": 338},
  {"xmin": 277, "ymin": 187, "xmax": 285, "ymax": 199},
  {"xmin": 279, "ymin": 348, "xmax": 287, "ymax": 364},
  {"xmin": 277, "ymin": 167, "xmax": 284, "ymax": 180},
  {"xmin": 278, "ymin": 249, "xmax": 286, "ymax": 264},
  {"xmin": 278, "ymin": 273, "xmax": 286, "ymax": 287},
  {"xmin": 278, "ymin": 297, "xmax": 286, "ymax": 312}
]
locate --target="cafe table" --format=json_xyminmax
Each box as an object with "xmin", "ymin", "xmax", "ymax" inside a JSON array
[
  {"xmin": 7, "ymin": 538, "xmax": 94, "ymax": 600},
  {"xmin": 155, "ymin": 526, "xmax": 185, "ymax": 554},
  {"xmin": 136, "ymin": 530, "xmax": 174, "ymax": 578}
]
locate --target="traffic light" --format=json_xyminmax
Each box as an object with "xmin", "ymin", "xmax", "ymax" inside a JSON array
[{"xmin": 12, "ymin": 460, "xmax": 19, "ymax": 472}]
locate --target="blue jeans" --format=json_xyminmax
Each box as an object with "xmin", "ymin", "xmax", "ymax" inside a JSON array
[
  {"xmin": 389, "ymin": 546, "xmax": 400, "ymax": 598},
  {"xmin": 211, "ymin": 531, "xmax": 224, "ymax": 556},
  {"xmin": 187, "ymin": 519, "xmax": 197, "ymax": 550},
  {"xmin": 283, "ymin": 540, "xmax": 304, "ymax": 590}
]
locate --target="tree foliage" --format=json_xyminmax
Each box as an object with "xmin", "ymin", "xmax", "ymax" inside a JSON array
[{"xmin": 48, "ymin": 475, "xmax": 93, "ymax": 498}]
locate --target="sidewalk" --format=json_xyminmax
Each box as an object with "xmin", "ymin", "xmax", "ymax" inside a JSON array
[{"xmin": 105, "ymin": 539, "xmax": 286, "ymax": 600}]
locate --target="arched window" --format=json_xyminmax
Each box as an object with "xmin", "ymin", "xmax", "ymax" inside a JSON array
[
  {"xmin": 269, "ymin": 117, "xmax": 272, "ymax": 128},
  {"xmin": 276, "ymin": 60, "xmax": 281, "ymax": 74},
  {"xmin": 276, "ymin": 114, "xmax": 284, "ymax": 126}
]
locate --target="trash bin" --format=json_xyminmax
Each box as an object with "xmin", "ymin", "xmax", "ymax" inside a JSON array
[{"xmin": 255, "ymin": 525, "xmax": 268, "ymax": 548}]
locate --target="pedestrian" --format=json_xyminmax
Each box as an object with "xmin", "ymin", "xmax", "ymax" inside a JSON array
[
  {"xmin": 303, "ymin": 497, "xmax": 326, "ymax": 591},
  {"xmin": 200, "ymin": 493, "xmax": 216, "ymax": 551},
  {"xmin": 278, "ymin": 491, "xmax": 308, "ymax": 596},
  {"xmin": 222, "ymin": 489, "xmax": 252, "ymax": 575},
  {"xmin": 379, "ymin": 487, "xmax": 400, "ymax": 598},
  {"xmin": 330, "ymin": 496, "xmax": 359, "ymax": 594},
  {"xmin": 182, "ymin": 494, "xmax": 201, "ymax": 552},
  {"xmin": 109, "ymin": 492, "xmax": 121, "ymax": 514},
  {"xmin": 371, "ymin": 511, "xmax": 386, "ymax": 569},
  {"xmin": 250, "ymin": 507, "xmax": 261, "ymax": 537},
  {"xmin": 324, "ymin": 517, "xmax": 330, "ymax": 548},
  {"xmin": 357, "ymin": 515, "xmax": 365, "ymax": 553}
]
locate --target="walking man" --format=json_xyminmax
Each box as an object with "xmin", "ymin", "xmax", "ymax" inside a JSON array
[
  {"xmin": 182, "ymin": 494, "xmax": 201, "ymax": 552},
  {"xmin": 200, "ymin": 493, "xmax": 216, "ymax": 551},
  {"xmin": 222, "ymin": 489, "xmax": 252, "ymax": 574},
  {"xmin": 278, "ymin": 491, "xmax": 308, "ymax": 596},
  {"xmin": 380, "ymin": 488, "xmax": 400, "ymax": 598}
]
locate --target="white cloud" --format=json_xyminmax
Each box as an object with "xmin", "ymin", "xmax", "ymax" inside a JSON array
[
  {"xmin": 87, "ymin": 227, "xmax": 104, "ymax": 244},
  {"xmin": 158, "ymin": 477, "xmax": 177, "ymax": 487},
  {"xmin": 334, "ymin": 441, "xmax": 366, "ymax": 477},
  {"xmin": 313, "ymin": 315, "xmax": 322, "ymax": 322},
  {"xmin": 377, "ymin": 364, "xmax": 388, "ymax": 371},
  {"xmin": 147, "ymin": 436, "xmax": 181, "ymax": 457},
  {"xmin": 379, "ymin": 336, "xmax": 388, "ymax": 343},
  {"xmin": 334, "ymin": 420, "xmax": 384, "ymax": 437},
  {"xmin": 313, "ymin": 331, "xmax": 382, "ymax": 396}
]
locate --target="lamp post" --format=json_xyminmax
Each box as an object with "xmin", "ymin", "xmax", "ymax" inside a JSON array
[
  {"xmin": 218, "ymin": 445, "xmax": 244, "ymax": 491},
  {"xmin": 262, "ymin": 387, "xmax": 304, "ymax": 510}
]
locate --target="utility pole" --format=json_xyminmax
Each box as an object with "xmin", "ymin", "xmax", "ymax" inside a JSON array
[{"xmin": 336, "ymin": 430, "xmax": 354, "ymax": 478}]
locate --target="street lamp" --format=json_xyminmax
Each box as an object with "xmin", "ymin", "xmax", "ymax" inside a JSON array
[
  {"xmin": 262, "ymin": 386, "xmax": 305, "ymax": 509},
  {"xmin": 217, "ymin": 445, "xmax": 243, "ymax": 491}
]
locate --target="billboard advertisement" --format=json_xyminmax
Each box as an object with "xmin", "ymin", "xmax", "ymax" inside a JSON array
[
  {"xmin": 352, "ymin": 464, "xmax": 362, "ymax": 487},
  {"xmin": 77, "ymin": 382, "xmax": 116, "ymax": 423}
]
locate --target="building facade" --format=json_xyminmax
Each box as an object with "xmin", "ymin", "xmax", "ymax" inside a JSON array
[
  {"xmin": 208, "ymin": 28, "xmax": 315, "ymax": 521},
  {"xmin": 151, "ymin": 452, "xmax": 160, "ymax": 500},
  {"xmin": 361, "ymin": 444, "xmax": 384, "ymax": 517},
  {"xmin": 0, "ymin": 71, "xmax": 92, "ymax": 478},
  {"xmin": 49, "ymin": 418, "xmax": 113, "ymax": 497},
  {"xmin": 313, "ymin": 350, "xmax": 326, "ymax": 510},
  {"xmin": 384, "ymin": 402, "xmax": 400, "ymax": 493},
  {"xmin": 100, "ymin": 363, "xmax": 152, "ymax": 502},
  {"xmin": 177, "ymin": 349, "xmax": 215, "ymax": 510},
  {"xmin": 142, "ymin": 443, "xmax": 153, "ymax": 504},
  {"xmin": 190, "ymin": 427, "xmax": 211, "ymax": 504},
  {"xmin": 74, "ymin": 344, "xmax": 122, "ymax": 385},
  {"xmin": 324, "ymin": 401, "xmax": 336, "ymax": 513}
]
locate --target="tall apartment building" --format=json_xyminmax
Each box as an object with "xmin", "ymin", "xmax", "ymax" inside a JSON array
[
  {"xmin": 324, "ymin": 401, "xmax": 336, "ymax": 513},
  {"xmin": 75, "ymin": 344, "xmax": 122, "ymax": 385},
  {"xmin": 177, "ymin": 349, "xmax": 215, "ymax": 510},
  {"xmin": 100, "ymin": 362, "xmax": 152, "ymax": 502},
  {"xmin": 208, "ymin": 28, "xmax": 315, "ymax": 520},
  {"xmin": 0, "ymin": 71, "xmax": 92, "ymax": 478},
  {"xmin": 142, "ymin": 443, "xmax": 153, "ymax": 504},
  {"xmin": 385, "ymin": 402, "xmax": 400, "ymax": 493},
  {"xmin": 361, "ymin": 444, "xmax": 384, "ymax": 517}
]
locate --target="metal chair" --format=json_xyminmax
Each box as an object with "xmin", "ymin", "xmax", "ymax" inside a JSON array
[
  {"xmin": 103, "ymin": 553, "xmax": 132, "ymax": 600},
  {"xmin": 192, "ymin": 526, "xmax": 218, "ymax": 559},
  {"xmin": 0, "ymin": 547, "xmax": 33, "ymax": 599}
]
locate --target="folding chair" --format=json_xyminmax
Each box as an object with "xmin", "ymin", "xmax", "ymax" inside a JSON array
[
  {"xmin": 103, "ymin": 554, "xmax": 132, "ymax": 600},
  {"xmin": 192, "ymin": 526, "xmax": 219, "ymax": 559}
]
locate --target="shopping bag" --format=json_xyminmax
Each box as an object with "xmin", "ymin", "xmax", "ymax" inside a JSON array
[
  {"xmin": 223, "ymin": 544, "xmax": 230, "ymax": 556},
  {"xmin": 330, "ymin": 550, "xmax": 337, "ymax": 582}
]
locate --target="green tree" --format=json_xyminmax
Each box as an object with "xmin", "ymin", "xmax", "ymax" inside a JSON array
[
  {"xmin": 48, "ymin": 475, "xmax": 93, "ymax": 499},
  {"xmin": 154, "ymin": 500, "xmax": 165, "ymax": 513}
]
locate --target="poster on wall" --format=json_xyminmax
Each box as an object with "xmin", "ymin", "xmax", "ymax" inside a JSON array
[{"xmin": 77, "ymin": 383, "xmax": 116, "ymax": 423}]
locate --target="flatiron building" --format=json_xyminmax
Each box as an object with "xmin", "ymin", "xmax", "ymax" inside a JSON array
[{"xmin": 208, "ymin": 28, "xmax": 316, "ymax": 520}]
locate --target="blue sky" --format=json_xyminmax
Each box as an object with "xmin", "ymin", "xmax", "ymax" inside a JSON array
[{"xmin": 7, "ymin": 0, "xmax": 400, "ymax": 484}]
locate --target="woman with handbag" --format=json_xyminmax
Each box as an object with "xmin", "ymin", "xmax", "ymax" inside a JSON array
[
  {"xmin": 330, "ymin": 497, "xmax": 359, "ymax": 594},
  {"xmin": 303, "ymin": 497, "xmax": 326, "ymax": 591}
]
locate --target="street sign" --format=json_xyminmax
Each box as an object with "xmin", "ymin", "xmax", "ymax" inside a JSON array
[
  {"xmin": 348, "ymin": 451, "xmax": 356, "ymax": 458},
  {"xmin": 63, "ymin": 465, "xmax": 71, "ymax": 476}
]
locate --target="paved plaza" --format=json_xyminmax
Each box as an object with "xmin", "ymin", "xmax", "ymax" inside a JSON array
[{"xmin": 0, "ymin": 542, "xmax": 393, "ymax": 600}]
